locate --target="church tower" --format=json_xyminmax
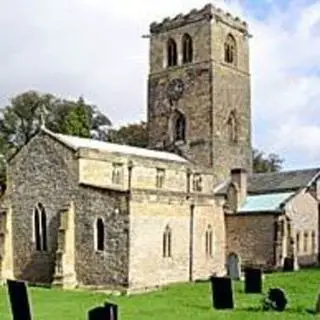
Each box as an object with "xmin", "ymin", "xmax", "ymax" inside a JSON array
[{"xmin": 147, "ymin": 4, "xmax": 252, "ymax": 183}]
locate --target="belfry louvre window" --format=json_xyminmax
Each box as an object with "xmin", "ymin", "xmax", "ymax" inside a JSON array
[
  {"xmin": 182, "ymin": 33, "xmax": 193, "ymax": 64},
  {"xmin": 192, "ymin": 173, "xmax": 203, "ymax": 192},
  {"xmin": 224, "ymin": 34, "xmax": 237, "ymax": 64},
  {"xmin": 33, "ymin": 203, "xmax": 48, "ymax": 252},
  {"xmin": 163, "ymin": 225, "xmax": 172, "ymax": 258},
  {"xmin": 205, "ymin": 225, "xmax": 213, "ymax": 257},
  {"xmin": 95, "ymin": 218, "xmax": 105, "ymax": 251},
  {"xmin": 167, "ymin": 38, "xmax": 178, "ymax": 67},
  {"xmin": 112, "ymin": 163, "xmax": 123, "ymax": 184},
  {"xmin": 156, "ymin": 168, "xmax": 165, "ymax": 188}
]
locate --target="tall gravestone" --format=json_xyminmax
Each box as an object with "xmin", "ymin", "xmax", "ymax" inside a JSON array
[
  {"xmin": 7, "ymin": 280, "xmax": 32, "ymax": 320},
  {"xmin": 244, "ymin": 267, "xmax": 262, "ymax": 294},
  {"xmin": 88, "ymin": 302, "xmax": 118, "ymax": 320},
  {"xmin": 210, "ymin": 276, "xmax": 234, "ymax": 309},
  {"xmin": 227, "ymin": 253, "xmax": 241, "ymax": 280}
]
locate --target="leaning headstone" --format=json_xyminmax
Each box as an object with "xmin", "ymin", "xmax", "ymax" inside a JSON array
[
  {"xmin": 244, "ymin": 267, "xmax": 262, "ymax": 294},
  {"xmin": 210, "ymin": 276, "xmax": 234, "ymax": 310},
  {"xmin": 7, "ymin": 279, "xmax": 32, "ymax": 320},
  {"xmin": 88, "ymin": 302, "xmax": 118, "ymax": 320},
  {"xmin": 227, "ymin": 253, "xmax": 241, "ymax": 280},
  {"xmin": 263, "ymin": 288, "xmax": 287, "ymax": 311},
  {"xmin": 283, "ymin": 257, "xmax": 294, "ymax": 272}
]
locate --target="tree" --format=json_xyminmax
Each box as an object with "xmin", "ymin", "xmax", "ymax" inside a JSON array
[
  {"xmin": 0, "ymin": 91, "xmax": 112, "ymax": 157},
  {"xmin": 0, "ymin": 91, "xmax": 112, "ymax": 193},
  {"xmin": 107, "ymin": 121, "xmax": 148, "ymax": 148},
  {"xmin": 253, "ymin": 149, "xmax": 284, "ymax": 173}
]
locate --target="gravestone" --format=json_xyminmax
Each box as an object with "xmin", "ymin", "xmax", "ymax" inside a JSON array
[
  {"xmin": 210, "ymin": 276, "xmax": 234, "ymax": 310},
  {"xmin": 263, "ymin": 288, "xmax": 287, "ymax": 311},
  {"xmin": 244, "ymin": 267, "xmax": 262, "ymax": 294},
  {"xmin": 283, "ymin": 257, "xmax": 294, "ymax": 272},
  {"xmin": 227, "ymin": 253, "xmax": 241, "ymax": 280},
  {"xmin": 7, "ymin": 279, "xmax": 32, "ymax": 320},
  {"xmin": 88, "ymin": 302, "xmax": 118, "ymax": 320}
]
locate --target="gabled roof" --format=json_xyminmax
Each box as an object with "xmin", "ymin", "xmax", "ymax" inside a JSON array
[
  {"xmin": 42, "ymin": 128, "xmax": 188, "ymax": 164},
  {"xmin": 215, "ymin": 168, "xmax": 320, "ymax": 195},
  {"xmin": 238, "ymin": 192, "xmax": 295, "ymax": 213}
]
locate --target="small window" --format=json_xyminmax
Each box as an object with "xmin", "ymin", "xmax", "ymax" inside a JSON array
[
  {"xmin": 167, "ymin": 38, "xmax": 177, "ymax": 67},
  {"xmin": 224, "ymin": 34, "xmax": 237, "ymax": 64},
  {"xmin": 192, "ymin": 173, "xmax": 202, "ymax": 192},
  {"xmin": 304, "ymin": 231, "xmax": 308, "ymax": 252},
  {"xmin": 112, "ymin": 163, "xmax": 123, "ymax": 184},
  {"xmin": 95, "ymin": 218, "xmax": 105, "ymax": 251},
  {"xmin": 182, "ymin": 34, "xmax": 193, "ymax": 64},
  {"xmin": 33, "ymin": 203, "xmax": 47, "ymax": 252},
  {"xmin": 205, "ymin": 225, "xmax": 213, "ymax": 257},
  {"xmin": 311, "ymin": 231, "xmax": 316, "ymax": 254},
  {"xmin": 296, "ymin": 232, "xmax": 300, "ymax": 254},
  {"xmin": 156, "ymin": 168, "xmax": 165, "ymax": 188},
  {"xmin": 163, "ymin": 225, "xmax": 172, "ymax": 258},
  {"xmin": 227, "ymin": 111, "xmax": 237, "ymax": 143}
]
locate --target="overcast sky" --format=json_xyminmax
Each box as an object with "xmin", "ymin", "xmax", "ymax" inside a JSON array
[{"xmin": 0, "ymin": 0, "xmax": 319, "ymax": 170}]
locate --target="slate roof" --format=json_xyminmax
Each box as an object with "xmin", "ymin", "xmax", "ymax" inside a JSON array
[
  {"xmin": 215, "ymin": 168, "xmax": 320, "ymax": 195},
  {"xmin": 42, "ymin": 128, "xmax": 188, "ymax": 164},
  {"xmin": 238, "ymin": 192, "xmax": 295, "ymax": 213}
]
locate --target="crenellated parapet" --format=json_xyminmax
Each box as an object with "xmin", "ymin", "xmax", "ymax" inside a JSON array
[{"xmin": 150, "ymin": 3, "xmax": 248, "ymax": 34}]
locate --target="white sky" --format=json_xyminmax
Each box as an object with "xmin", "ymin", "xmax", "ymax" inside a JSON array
[{"xmin": 0, "ymin": 0, "xmax": 319, "ymax": 170}]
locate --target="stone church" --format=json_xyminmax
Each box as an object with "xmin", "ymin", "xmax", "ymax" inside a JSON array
[{"xmin": 0, "ymin": 3, "xmax": 319, "ymax": 293}]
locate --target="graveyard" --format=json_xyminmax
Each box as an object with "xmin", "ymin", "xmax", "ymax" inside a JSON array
[{"xmin": 0, "ymin": 268, "xmax": 319, "ymax": 319}]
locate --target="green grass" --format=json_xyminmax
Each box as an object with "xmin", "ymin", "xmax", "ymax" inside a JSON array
[{"xmin": 0, "ymin": 269, "xmax": 319, "ymax": 319}]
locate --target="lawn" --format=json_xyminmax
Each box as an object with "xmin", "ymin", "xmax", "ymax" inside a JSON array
[{"xmin": 0, "ymin": 269, "xmax": 319, "ymax": 319}]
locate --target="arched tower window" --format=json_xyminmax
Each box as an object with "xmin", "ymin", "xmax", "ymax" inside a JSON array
[
  {"xmin": 227, "ymin": 111, "xmax": 237, "ymax": 143},
  {"xmin": 205, "ymin": 225, "xmax": 213, "ymax": 257},
  {"xmin": 174, "ymin": 112, "xmax": 186, "ymax": 142},
  {"xmin": 33, "ymin": 203, "xmax": 47, "ymax": 252},
  {"xmin": 95, "ymin": 217, "xmax": 105, "ymax": 251},
  {"xmin": 182, "ymin": 33, "xmax": 193, "ymax": 64},
  {"xmin": 167, "ymin": 38, "xmax": 177, "ymax": 67},
  {"xmin": 224, "ymin": 34, "xmax": 237, "ymax": 64},
  {"xmin": 163, "ymin": 225, "xmax": 172, "ymax": 258}
]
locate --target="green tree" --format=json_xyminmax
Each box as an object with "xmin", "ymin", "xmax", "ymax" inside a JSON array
[
  {"xmin": 107, "ymin": 121, "xmax": 148, "ymax": 148},
  {"xmin": 253, "ymin": 149, "xmax": 284, "ymax": 173},
  {"xmin": 0, "ymin": 91, "xmax": 112, "ymax": 192}
]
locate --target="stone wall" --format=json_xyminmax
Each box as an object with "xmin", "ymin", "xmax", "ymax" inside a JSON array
[
  {"xmin": 6, "ymin": 132, "xmax": 78, "ymax": 284},
  {"xmin": 128, "ymin": 189, "xmax": 226, "ymax": 290},
  {"xmin": 6, "ymin": 132, "xmax": 130, "ymax": 287},
  {"xmin": 285, "ymin": 189, "xmax": 319, "ymax": 266},
  {"xmin": 226, "ymin": 213, "xmax": 277, "ymax": 270},
  {"xmin": 74, "ymin": 186, "xmax": 129, "ymax": 287}
]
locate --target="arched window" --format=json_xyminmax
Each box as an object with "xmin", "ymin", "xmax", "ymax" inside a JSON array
[
  {"xmin": 311, "ymin": 231, "xmax": 316, "ymax": 254},
  {"xmin": 296, "ymin": 232, "xmax": 300, "ymax": 254},
  {"xmin": 33, "ymin": 203, "xmax": 47, "ymax": 252},
  {"xmin": 95, "ymin": 218, "xmax": 105, "ymax": 251},
  {"xmin": 227, "ymin": 111, "xmax": 237, "ymax": 143},
  {"xmin": 224, "ymin": 34, "xmax": 237, "ymax": 64},
  {"xmin": 182, "ymin": 33, "xmax": 193, "ymax": 64},
  {"xmin": 163, "ymin": 225, "xmax": 172, "ymax": 258},
  {"xmin": 205, "ymin": 225, "xmax": 213, "ymax": 257},
  {"xmin": 174, "ymin": 112, "xmax": 186, "ymax": 142},
  {"xmin": 167, "ymin": 38, "xmax": 177, "ymax": 67},
  {"xmin": 304, "ymin": 231, "xmax": 308, "ymax": 252}
]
